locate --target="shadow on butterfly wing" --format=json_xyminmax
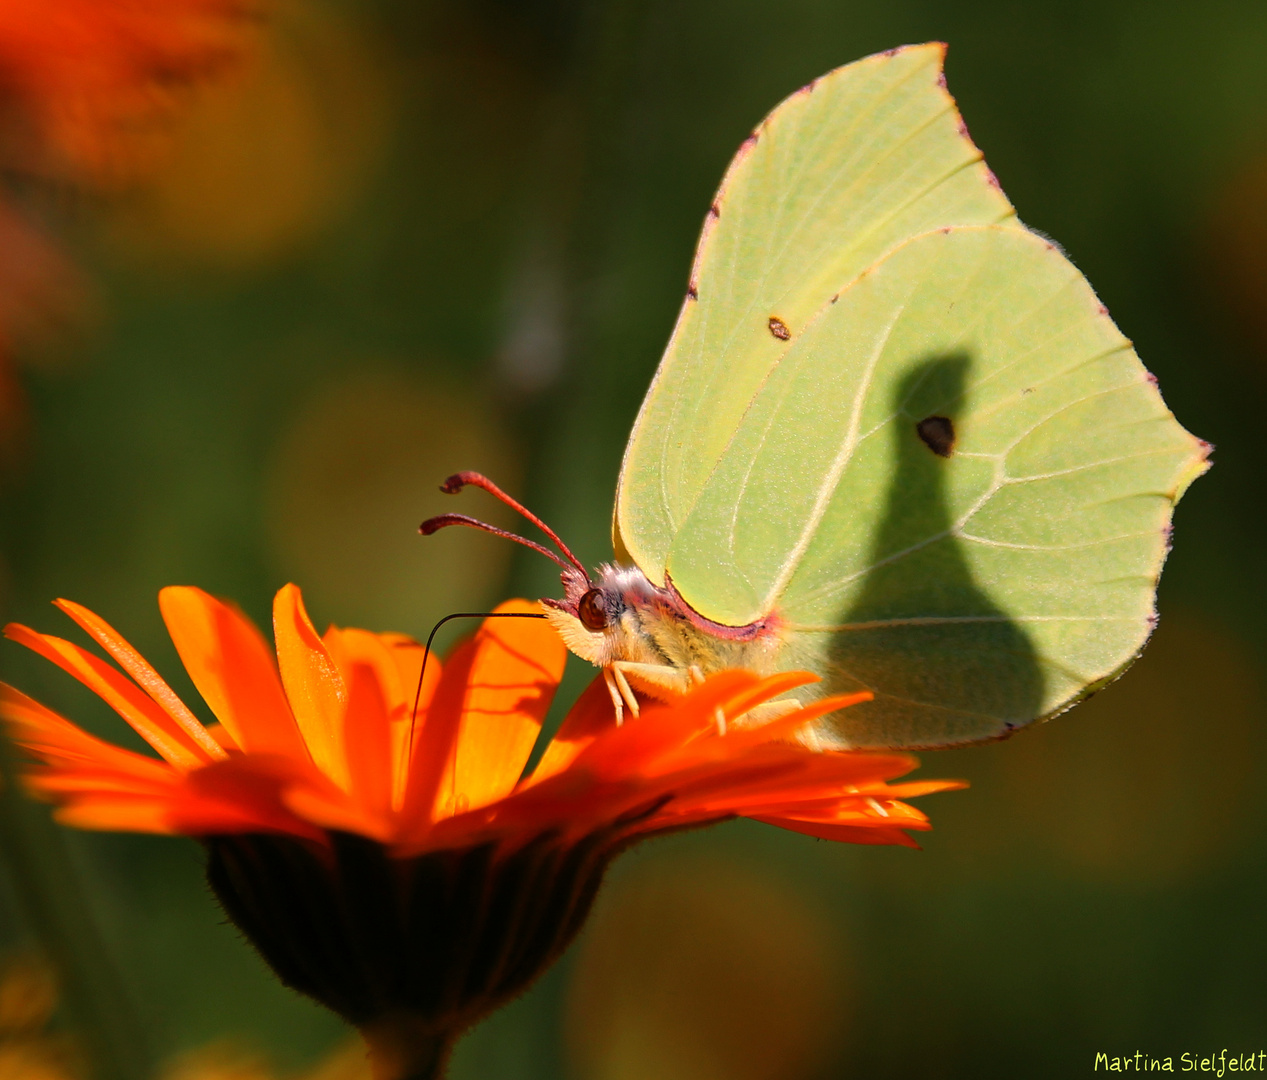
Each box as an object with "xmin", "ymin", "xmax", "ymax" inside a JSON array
[{"xmin": 822, "ymin": 353, "xmax": 1045, "ymax": 749}]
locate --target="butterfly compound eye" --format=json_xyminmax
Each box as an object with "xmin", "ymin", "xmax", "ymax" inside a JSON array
[{"xmin": 578, "ymin": 589, "xmax": 609, "ymax": 632}]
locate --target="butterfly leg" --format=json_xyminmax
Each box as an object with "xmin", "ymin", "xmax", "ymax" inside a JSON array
[
  {"xmin": 602, "ymin": 667, "xmax": 626, "ymax": 726},
  {"xmin": 611, "ymin": 661, "xmax": 695, "ymax": 701},
  {"xmin": 614, "ymin": 661, "xmax": 727, "ymax": 734},
  {"xmin": 610, "ymin": 665, "xmax": 641, "ymax": 720}
]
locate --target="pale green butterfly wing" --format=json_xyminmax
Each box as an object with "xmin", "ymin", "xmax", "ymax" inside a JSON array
[
  {"xmin": 665, "ymin": 225, "xmax": 1209, "ymax": 747},
  {"xmin": 614, "ymin": 43, "xmax": 1018, "ymax": 577}
]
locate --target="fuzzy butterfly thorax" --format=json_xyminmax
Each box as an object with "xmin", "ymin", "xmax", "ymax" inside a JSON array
[{"xmin": 542, "ymin": 564, "xmax": 786, "ymax": 688}]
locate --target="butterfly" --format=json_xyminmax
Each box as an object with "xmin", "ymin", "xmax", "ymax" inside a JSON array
[{"xmin": 422, "ymin": 43, "xmax": 1208, "ymax": 749}]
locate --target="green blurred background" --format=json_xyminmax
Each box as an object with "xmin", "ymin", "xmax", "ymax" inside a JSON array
[{"xmin": 1, "ymin": 0, "xmax": 1266, "ymax": 1076}]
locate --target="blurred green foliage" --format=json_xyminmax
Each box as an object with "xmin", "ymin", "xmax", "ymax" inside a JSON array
[{"xmin": 1, "ymin": 0, "xmax": 1266, "ymax": 1076}]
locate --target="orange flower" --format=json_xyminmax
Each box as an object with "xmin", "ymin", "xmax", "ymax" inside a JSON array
[
  {"xmin": 0, "ymin": 0, "xmax": 257, "ymax": 181},
  {"xmin": 1, "ymin": 585, "xmax": 956, "ymax": 1079}
]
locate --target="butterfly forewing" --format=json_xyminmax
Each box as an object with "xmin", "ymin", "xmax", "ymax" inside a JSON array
[{"xmin": 614, "ymin": 43, "xmax": 1017, "ymax": 583}]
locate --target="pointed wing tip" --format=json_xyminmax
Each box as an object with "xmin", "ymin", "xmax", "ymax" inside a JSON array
[
  {"xmin": 781, "ymin": 44, "xmax": 950, "ymax": 115},
  {"xmin": 874, "ymin": 41, "xmax": 948, "ymax": 66},
  {"xmin": 1169, "ymin": 435, "xmax": 1214, "ymax": 504},
  {"xmin": 819, "ymin": 42, "xmax": 947, "ymax": 86}
]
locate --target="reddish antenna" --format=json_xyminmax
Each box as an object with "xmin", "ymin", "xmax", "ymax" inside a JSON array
[{"xmin": 420, "ymin": 471, "xmax": 591, "ymax": 581}]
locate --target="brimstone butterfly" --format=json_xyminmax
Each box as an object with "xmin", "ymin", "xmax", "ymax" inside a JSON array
[{"xmin": 422, "ymin": 43, "xmax": 1209, "ymax": 749}]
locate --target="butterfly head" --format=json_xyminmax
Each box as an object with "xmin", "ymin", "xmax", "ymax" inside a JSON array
[
  {"xmin": 418, "ymin": 474, "xmax": 672, "ymax": 669},
  {"xmin": 540, "ymin": 564, "xmax": 675, "ymax": 667}
]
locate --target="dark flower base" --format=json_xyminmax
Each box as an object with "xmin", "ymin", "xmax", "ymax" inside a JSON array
[{"xmin": 204, "ymin": 828, "xmax": 616, "ymax": 1031}]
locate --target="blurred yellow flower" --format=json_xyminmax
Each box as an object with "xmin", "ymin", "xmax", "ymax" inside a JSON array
[
  {"xmin": 107, "ymin": 0, "xmax": 392, "ymax": 268},
  {"xmin": 161, "ymin": 1039, "xmax": 370, "ymax": 1080},
  {"xmin": 0, "ymin": 953, "xmax": 78, "ymax": 1080},
  {"xmin": 566, "ymin": 860, "xmax": 847, "ymax": 1080}
]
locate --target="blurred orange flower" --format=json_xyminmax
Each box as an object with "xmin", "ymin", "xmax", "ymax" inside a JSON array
[
  {"xmin": 0, "ymin": 0, "xmax": 257, "ymax": 181},
  {"xmin": 1, "ymin": 585, "xmax": 954, "ymax": 1078},
  {"xmin": 0, "ymin": 0, "xmax": 258, "ymax": 462}
]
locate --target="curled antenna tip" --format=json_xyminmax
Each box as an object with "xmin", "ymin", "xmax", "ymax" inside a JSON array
[
  {"xmin": 439, "ymin": 473, "xmax": 471, "ymax": 494},
  {"xmin": 419, "ymin": 514, "xmax": 453, "ymax": 535},
  {"xmin": 423, "ymin": 469, "xmax": 590, "ymax": 579}
]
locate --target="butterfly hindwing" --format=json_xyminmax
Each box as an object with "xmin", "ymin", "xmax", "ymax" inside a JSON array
[{"xmin": 666, "ymin": 225, "xmax": 1207, "ymax": 747}]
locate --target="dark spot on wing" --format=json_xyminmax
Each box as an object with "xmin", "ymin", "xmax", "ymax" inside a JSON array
[
  {"xmin": 767, "ymin": 316, "xmax": 791, "ymax": 340},
  {"xmin": 687, "ymin": 284, "xmax": 698, "ymax": 301},
  {"xmin": 708, "ymin": 203, "xmax": 720, "ymax": 220},
  {"xmin": 916, "ymin": 415, "xmax": 956, "ymax": 457}
]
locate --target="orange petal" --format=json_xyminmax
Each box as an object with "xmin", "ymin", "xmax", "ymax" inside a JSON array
[
  {"xmin": 54, "ymin": 799, "xmax": 176, "ymax": 834},
  {"xmin": 204, "ymin": 723, "xmax": 240, "ymax": 752},
  {"xmin": 283, "ymin": 785, "xmax": 389, "ymax": 841},
  {"xmin": 53, "ymin": 599, "xmax": 226, "ymax": 760},
  {"xmin": 888, "ymin": 778, "xmax": 968, "ymax": 798},
  {"xmin": 159, "ymin": 586, "xmax": 308, "ymax": 760},
  {"xmin": 404, "ymin": 601, "xmax": 565, "ymax": 829},
  {"xmin": 575, "ymin": 670, "xmax": 770, "ymax": 778},
  {"xmin": 448, "ymin": 600, "xmax": 565, "ymax": 814},
  {"xmin": 641, "ymin": 745, "xmax": 921, "ymax": 822},
  {"xmin": 272, "ymin": 584, "xmax": 349, "ymax": 789},
  {"xmin": 377, "ymin": 632, "xmax": 436, "ymax": 717},
  {"xmin": 756, "ymin": 815, "xmax": 924, "ymax": 847},
  {"xmin": 527, "ymin": 675, "xmax": 614, "ymax": 784},
  {"xmin": 3, "ymin": 623, "xmax": 213, "ymax": 769},
  {"xmin": 1, "ymin": 683, "xmax": 175, "ymax": 784},
  {"xmin": 379, "ymin": 632, "xmax": 439, "ymax": 811},
  {"xmin": 400, "ymin": 635, "xmax": 476, "ymax": 829},
  {"xmin": 173, "ymin": 755, "xmax": 334, "ymax": 840},
  {"xmin": 27, "ymin": 770, "xmax": 177, "ymax": 798},
  {"xmin": 323, "ymin": 626, "xmax": 394, "ymax": 820},
  {"xmin": 606, "ymin": 683, "xmax": 874, "ymax": 780},
  {"xmin": 720, "ymin": 689, "xmax": 874, "ymax": 753}
]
